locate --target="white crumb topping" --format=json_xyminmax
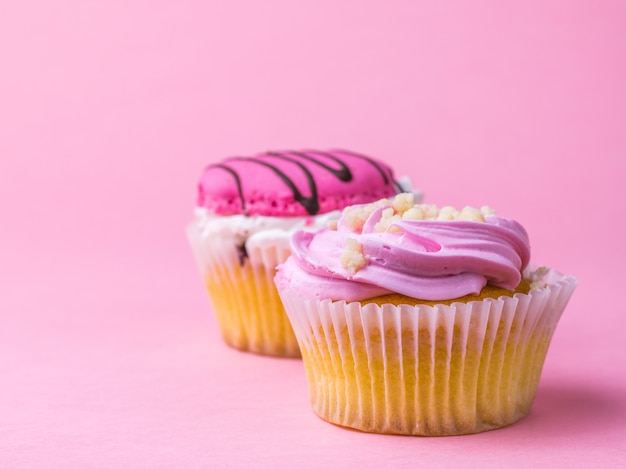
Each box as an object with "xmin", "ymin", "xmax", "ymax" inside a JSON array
[
  {"xmin": 340, "ymin": 194, "xmax": 497, "ymax": 234},
  {"xmin": 480, "ymin": 206, "xmax": 496, "ymax": 217},
  {"xmin": 437, "ymin": 206, "xmax": 459, "ymax": 220},
  {"xmin": 458, "ymin": 206, "xmax": 485, "ymax": 222},
  {"xmin": 527, "ymin": 266, "xmax": 550, "ymax": 289},
  {"xmin": 374, "ymin": 208, "xmax": 402, "ymax": 233},
  {"xmin": 341, "ymin": 199, "xmax": 390, "ymax": 232},
  {"xmin": 391, "ymin": 192, "xmax": 415, "ymax": 213},
  {"xmin": 402, "ymin": 206, "xmax": 424, "ymax": 220},
  {"xmin": 340, "ymin": 238, "xmax": 367, "ymax": 274}
]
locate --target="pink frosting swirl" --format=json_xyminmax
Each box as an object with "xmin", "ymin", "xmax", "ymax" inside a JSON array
[{"xmin": 275, "ymin": 205, "xmax": 531, "ymax": 301}]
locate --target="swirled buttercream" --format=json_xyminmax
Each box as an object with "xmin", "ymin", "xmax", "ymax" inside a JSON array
[{"xmin": 275, "ymin": 196, "xmax": 531, "ymax": 301}]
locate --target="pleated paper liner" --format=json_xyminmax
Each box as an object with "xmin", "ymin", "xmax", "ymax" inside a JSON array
[
  {"xmin": 187, "ymin": 223, "xmax": 301, "ymax": 358},
  {"xmin": 279, "ymin": 269, "xmax": 577, "ymax": 435}
]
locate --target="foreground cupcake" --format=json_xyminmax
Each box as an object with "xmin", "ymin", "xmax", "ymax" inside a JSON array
[
  {"xmin": 275, "ymin": 194, "xmax": 577, "ymax": 434},
  {"xmin": 187, "ymin": 149, "xmax": 416, "ymax": 357}
]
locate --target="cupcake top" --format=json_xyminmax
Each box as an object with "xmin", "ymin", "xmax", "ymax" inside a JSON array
[
  {"xmin": 275, "ymin": 194, "xmax": 531, "ymax": 301},
  {"xmin": 197, "ymin": 149, "xmax": 404, "ymax": 217}
]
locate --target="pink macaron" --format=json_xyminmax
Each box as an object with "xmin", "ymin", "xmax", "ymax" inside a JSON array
[{"xmin": 197, "ymin": 149, "xmax": 406, "ymax": 216}]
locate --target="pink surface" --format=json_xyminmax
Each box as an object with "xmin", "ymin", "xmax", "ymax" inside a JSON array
[{"xmin": 1, "ymin": 1, "xmax": 625, "ymax": 467}]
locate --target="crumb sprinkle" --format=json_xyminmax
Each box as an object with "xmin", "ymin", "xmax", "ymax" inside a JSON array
[
  {"xmin": 340, "ymin": 194, "xmax": 496, "ymax": 234},
  {"xmin": 340, "ymin": 238, "xmax": 367, "ymax": 274}
]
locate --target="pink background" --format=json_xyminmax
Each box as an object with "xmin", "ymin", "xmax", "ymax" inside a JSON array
[{"xmin": 1, "ymin": 1, "xmax": 625, "ymax": 467}]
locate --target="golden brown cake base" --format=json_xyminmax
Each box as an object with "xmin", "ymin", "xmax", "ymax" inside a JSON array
[
  {"xmin": 362, "ymin": 279, "xmax": 531, "ymax": 307},
  {"xmin": 279, "ymin": 272, "xmax": 577, "ymax": 435},
  {"xmin": 187, "ymin": 222, "xmax": 300, "ymax": 358},
  {"xmin": 206, "ymin": 261, "xmax": 301, "ymax": 358}
]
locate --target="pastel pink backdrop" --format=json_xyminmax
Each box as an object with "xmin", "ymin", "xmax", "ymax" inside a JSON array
[{"xmin": 1, "ymin": 1, "xmax": 625, "ymax": 468}]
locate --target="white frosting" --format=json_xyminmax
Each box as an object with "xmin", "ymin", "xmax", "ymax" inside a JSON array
[{"xmin": 192, "ymin": 207, "xmax": 341, "ymax": 252}]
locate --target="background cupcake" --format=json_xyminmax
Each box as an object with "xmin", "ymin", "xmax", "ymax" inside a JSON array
[
  {"xmin": 187, "ymin": 149, "xmax": 418, "ymax": 357},
  {"xmin": 275, "ymin": 194, "xmax": 577, "ymax": 434}
]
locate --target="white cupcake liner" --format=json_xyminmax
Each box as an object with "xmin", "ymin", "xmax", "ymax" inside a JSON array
[
  {"xmin": 278, "ymin": 268, "xmax": 577, "ymax": 435},
  {"xmin": 187, "ymin": 222, "xmax": 300, "ymax": 357}
]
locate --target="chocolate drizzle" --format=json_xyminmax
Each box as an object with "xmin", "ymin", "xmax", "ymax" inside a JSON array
[
  {"xmin": 285, "ymin": 151, "xmax": 352, "ymax": 182},
  {"xmin": 231, "ymin": 153, "xmax": 320, "ymax": 215},
  {"xmin": 235, "ymin": 243, "xmax": 248, "ymax": 266},
  {"xmin": 203, "ymin": 163, "xmax": 246, "ymax": 210},
  {"xmin": 205, "ymin": 150, "xmax": 398, "ymax": 216}
]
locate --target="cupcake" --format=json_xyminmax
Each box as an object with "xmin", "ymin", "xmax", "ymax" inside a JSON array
[
  {"xmin": 275, "ymin": 193, "xmax": 577, "ymax": 434},
  {"xmin": 187, "ymin": 149, "xmax": 417, "ymax": 357}
]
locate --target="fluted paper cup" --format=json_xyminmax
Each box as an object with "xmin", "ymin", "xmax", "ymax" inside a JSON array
[
  {"xmin": 187, "ymin": 222, "xmax": 300, "ymax": 357},
  {"xmin": 278, "ymin": 269, "xmax": 577, "ymax": 435}
]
